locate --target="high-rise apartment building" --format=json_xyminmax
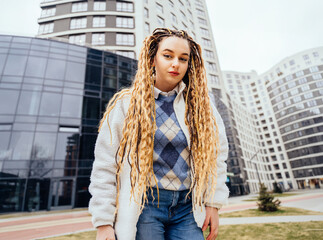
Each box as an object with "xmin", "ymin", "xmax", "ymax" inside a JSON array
[
  {"xmin": 222, "ymin": 47, "xmax": 323, "ymax": 192},
  {"xmin": 37, "ymin": 0, "xmax": 223, "ymax": 89}
]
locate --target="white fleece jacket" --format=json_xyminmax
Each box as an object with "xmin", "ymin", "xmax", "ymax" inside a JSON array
[{"xmin": 88, "ymin": 81, "xmax": 229, "ymax": 240}]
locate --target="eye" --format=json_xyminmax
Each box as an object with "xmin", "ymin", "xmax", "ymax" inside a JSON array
[
  {"xmin": 163, "ymin": 54, "xmax": 172, "ymax": 59},
  {"xmin": 180, "ymin": 57, "xmax": 188, "ymax": 62}
]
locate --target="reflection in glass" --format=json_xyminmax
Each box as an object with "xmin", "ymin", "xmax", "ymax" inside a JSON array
[
  {"xmin": 9, "ymin": 132, "xmax": 34, "ymax": 160},
  {"xmin": 24, "ymin": 179, "xmax": 50, "ymax": 211},
  {"xmin": 82, "ymin": 97, "xmax": 100, "ymax": 119},
  {"xmin": 3, "ymin": 55, "xmax": 28, "ymax": 76},
  {"xmin": 0, "ymin": 179, "xmax": 26, "ymax": 212},
  {"xmin": 32, "ymin": 132, "xmax": 56, "ymax": 160},
  {"xmin": 17, "ymin": 91, "xmax": 41, "ymax": 115},
  {"xmin": 45, "ymin": 59, "xmax": 66, "ymax": 80},
  {"xmin": 0, "ymin": 89, "xmax": 19, "ymax": 114},
  {"xmin": 0, "ymin": 54, "xmax": 7, "ymax": 74},
  {"xmin": 1, "ymin": 76, "xmax": 23, "ymax": 83},
  {"xmin": 55, "ymin": 132, "xmax": 79, "ymax": 161},
  {"xmin": 39, "ymin": 92, "xmax": 62, "ymax": 117},
  {"xmin": 65, "ymin": 61, "xmax": 86, "ymax": 82},
  {"xmin": 60, "ymin": 94, "xmax": 83, "ymax": 118},
  {"xmin": 28, "ymin": 160, "xmax": 53, "ymax": 178},
  {"xmin": 25, "ymin": 56, "xmax": 47, "ymax": 78},
  {"xmin": 85, "ymin": 64, "xmax": 101, "ymax": 85},
  {"xmin": 0, "ymin": 132, "xmax": 11, "ymax": 160},
  {"xmin": 51, "ymin": 179, "xmax": 73, "ymax": 207}
]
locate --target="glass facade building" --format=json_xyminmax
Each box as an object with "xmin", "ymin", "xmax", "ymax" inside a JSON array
[{"xmin": 0, "ymin": 35, "xmax": 137, "ymax": 213}]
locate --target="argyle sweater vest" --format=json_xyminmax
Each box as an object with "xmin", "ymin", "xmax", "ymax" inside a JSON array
[{"xmin": 151, "ymin": 92, "xmax": 191, "ymax": 190}]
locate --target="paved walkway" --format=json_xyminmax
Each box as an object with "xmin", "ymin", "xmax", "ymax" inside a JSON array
[{"xmin": 0, "ymin": 189, "xmax": 322, "ymax": 240}]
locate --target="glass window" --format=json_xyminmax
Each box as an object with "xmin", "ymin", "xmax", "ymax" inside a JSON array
[
  {"xmin": 70, "ymin": 18, "xmax": 87, "ymax": 29},
  {"xmin": 145, "ymin": 22, "xmax": 150, "ymax": 33},
  {"xmin": 9, "ymin": 132, "xmax": 34, "ymax": 160},
  {"xmin": 25, "ymin": 56, "xmax": 47, "ymax": 78},
  {"xmin": 93, "ymin": 16, "xmax": 106, "ymax": 27},
  {"xmin": 309, "ymin": 66, "xmax": 319, "ymax": 73},
  {"xmin": 92, "ymin": 33, "xmax": 105, "ymax": 45},
  {"xmin": 69, "ymin": 34, "xmax": 86, "ymax": 46},
  {"xmin": 38, "ymin": 23, "xmax": 54, "ymax": 34},
  {"xmin": 0, "ymin": 89, "xmax": 19, "ymax": 114},
  {"xmin": 0, "ymin": 54, "xmax": 7, "ymax": 74},
  {"xmin": 82, "ymin": 97, "xmax": 100, "ymax": 119},
  {"xmin": 116, "ymin": 33, "xmax": 134, "ymax": 46},
  {"xmin": 4, "ymin": 55, "xmax": 27, "ymax": 76},
  {"xmin": 156, "ymin": 3, "xmax": 163, "ymax": 13},
  {"xmin": 72, "ymin": 2, "xmax": 88, "ymax": 12},
  {"xmin": 0, "ymin": 132, "xmax": 11, "ymax": 160},
  {"xmin": 116, "ymin": 17, "xmax": 134, "ymax": 28},
  {"xmin": 39, "ymin": 92, "xmax": 62, "ymax": 117},
  {"xmin": 41, "ymin": 7, "xmax": 56, "ymax": 18},
  {"xmin": 144, "ymin": 8, "xmax": 149, "ymax": 18},
  {"xmin": 201, "ymin": 28, "xmax": 209, "ymax": 36},
  {"xmin": 45, "ymin": 59, "xmax": 66, "ymax": 80},
  {"xmin": 32, "ymin": 132, "xmax": 56, "ymax": 160},
  {"xmin": 157, "ymin": 16, "xmax": 165, "ymax": 27},
  {"xmin": 116, "ymin": 1, "xmax": 133, "ymax": 12},
  {"xmin": 55, "ymin": 132, "xmax": 79, "ymax": 160},
  {"xmin": 60, "ymin": 94, "xmax": 82, "ymax": 118},
  {"xmin": 0, "ymin": 179, "xmax": 26, "ymax": 212},
  {"xmin": 313, "ymin": 73, "xmax": 322, "ymax": 80},
  {"xmin": 93, "ymin": 1, "xmax": 106, "ymax": 10},
  {"xmin": 17, "ymin": 91, "xmax": 41, "ymax": 115},
  {"xmin": 65, "ymin": 61, "xmax": 86, "ymax": 82}
]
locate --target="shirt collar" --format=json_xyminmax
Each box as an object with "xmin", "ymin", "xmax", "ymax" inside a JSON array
[{"xmin": 154, "ymin": 81, "xmax": 186, "ymax": 99}]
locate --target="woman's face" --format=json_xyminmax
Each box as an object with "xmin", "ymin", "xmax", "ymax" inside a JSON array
[{"xmin": 153, "ymin": 36, "xmax": 190, "ymax": 92}]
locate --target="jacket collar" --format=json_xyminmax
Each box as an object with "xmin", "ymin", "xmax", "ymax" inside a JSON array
[{"xmin": 153, "ymin": 81, "xmax": 186, "ymax": 99}]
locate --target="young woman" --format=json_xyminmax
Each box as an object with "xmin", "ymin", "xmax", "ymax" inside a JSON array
[{"xmin": 89, "ymin": 28, "xmax": 229, "ymax": 240}]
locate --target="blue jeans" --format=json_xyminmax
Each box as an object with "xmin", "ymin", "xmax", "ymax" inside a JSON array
[{"xmin": 136, "ymin": 188, "xmax": 204, "ymax": 240}]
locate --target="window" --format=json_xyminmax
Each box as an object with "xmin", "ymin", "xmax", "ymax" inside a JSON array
[
  {"xmin": 198, "ymin": 18, "xmax": 207, "ymax": 25},
  {"xmin": 180, "ymin": 11, "xmax": 187, "ymax": 20},
  {"xmin": 168, "ymin": 0, "xmax": 174, "ymax": 7},
  {"xmin": 93, "ymin": 1, "xmax": 106, "ymax": 11},
  {"xmin": 196, "ymin": 9, "xmax": 205, "ymax": 17},
  {"xmin": 157, "ymin": 16, "xmax": 165, "ymax": 26},
  {"xmin": 209, "ymin": 75, "xmax": 219, "ymax": 85},
  {"xmin": 70, "ymin": 17, "xmax": 87, "ymax": 29},
  {"xmin": 293, "ymin": 96, "xmax": 301, "ymax": 103},
  {"xmin": 303, "ymin": 54, "xmax": 309, "ymax": 60},
  {"xmin": 116, "ymin": 51, "xmax": 135, "ymax": 59},
  {"xmin": 296, "ymin": 70, "xmax": 304, "ymax": 77},
  {"xmin": 41, "ymin": 7, "xmax": 56, "ymax": 18},
  {"xmin": 309, "ymin": 66, "xmax": 319, "ymax": 73},
  {"xmin": 316, "ymin": 80, "xmax": 323, "ymax": 87},
  {"xmin": 304, "ymin": 92, "xmax": 313, "ymax": 99},
  {"xmin": 290, "ymin": 88, "xmax": 299, "ymax": 96},
  {"xmin": 206, "ymin": 62, "xmax": 217, "ymax": 72},
  {"xmin": 301, "ymin": 85, "xmax": 309, "ymax": 92},
  {"xmin": 289, "ymin": 59, "xmax": 295, "ymax": 66},
  {"xmin": 171, "ymin": 13, "xmax": 177, "ymax": 23},
  {"xmin": 298, "ymin": 77, "xmax": 307, "ymax": 84},
  {"xmin": 313, "ymin": 73, "xmax": 322, "ymax": 80},
  {"xmin": 287, "ymin": 81, "xmax": 296, "ymax": 88},
  {"xmin": 93, "ymin": 17, "xmax": 105, "ymax": 27},
  {"xmin": 72, "ymin": 2, "xmax": 88, "ymax": 12},
  {"xmin": 69, "ymin": 34, "xmax": 86, "ymax": 45},
  {"xmin": 144, "ymin": 8, "xmax": 149, "ymax": 18},
  {"xmin": 116, "ymin": 33, "xmax": 134, "ymax": 46},
  {"xmin": 92, "ymin": 33, "xmax": 105, "ymax": 45},
  {"xmin": 202, "ymin": 38, "xmax": 211, "ymax": 47},
  {"xmin": 156, "ymin": 3, "xmax": 163, "ymax": 13},
  {"xmin": 116, "ymin": 1, "xmax": 133, "ymax": 12},
  {"xmin": 38, "ymin": 23, "xmax": 54, "ymax": 34},
  {"xmin": 145, "ymin": 22, "xmax": 150, "ymax": 33},
  {"xmin": 204, "ymin": 50, "xmax": 214, "ymax": 58},
  {"xmin": 116, "ymin": 17, "xmax": 134, "ymax": 28},
  {"xmin": 201, "ymin": 28, "xmax": 209, "ymax": 36},
  {"xmin": 285, "ymin": 75, "xmax": 293, "ymax": 81},
  {"xmin": 313, "ymin": 51, "xmax": 319, "ymax": 57}
]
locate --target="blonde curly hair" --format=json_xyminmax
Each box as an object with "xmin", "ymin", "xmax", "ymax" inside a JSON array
[{"xmin": 99, "ymin": 28, "xmax": 220, "ymax": 210}]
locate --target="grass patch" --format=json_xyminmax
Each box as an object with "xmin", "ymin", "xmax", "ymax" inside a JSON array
[
  {"xmin": 243, "ymin": 193, "xmax": 299, "ymax": 202},
  {"xmin": 0, "ymin": 208, "xmax": 88, "ymax": 220},
  {"xmin": 43, "ymin": 222, "xmax": 323, "ymax": 240},
  {"xmin": 220, "ymin": 207, "xmax": 323, "ymax": 218}
]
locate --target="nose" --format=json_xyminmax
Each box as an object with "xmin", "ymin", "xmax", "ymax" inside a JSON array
[{"xmin": 172, "ymin": 58, "xmax": 179, "ymax": 68}]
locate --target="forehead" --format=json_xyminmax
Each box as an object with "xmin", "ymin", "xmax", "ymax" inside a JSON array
[{"xmin": 157, "ymin": 36, "xmax": 190, "ymax": 54}]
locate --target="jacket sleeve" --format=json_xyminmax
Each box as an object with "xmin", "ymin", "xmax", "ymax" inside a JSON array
[
  {"xmin": 205, "ymin": 101, "xmax": 230, "ymax": 209},
  {"xmin": 88, "ymin": 98, "xmax": 128, "ymax": 228}
]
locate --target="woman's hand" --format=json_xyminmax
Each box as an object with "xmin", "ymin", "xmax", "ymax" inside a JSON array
[
  {"xmin": 96, "ymin": 225, "xmax": 115, "ymax": 240},
  {"xmin": 202, "ymin": 206, "xmax": 219, "ymax": 240}
]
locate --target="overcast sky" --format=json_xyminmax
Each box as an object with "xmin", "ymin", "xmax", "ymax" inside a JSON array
[{"xmin": 0, "ymin": 0, "xmax": 322, "ymax": 74}]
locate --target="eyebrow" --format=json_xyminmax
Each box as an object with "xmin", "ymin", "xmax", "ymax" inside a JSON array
[{"xmin": 162, "ymin": 49, "xmax": 189, "ymax": 56}]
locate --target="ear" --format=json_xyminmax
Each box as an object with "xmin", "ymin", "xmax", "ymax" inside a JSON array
[{"xmin": 152, "ymin": 56, "xmax": 156, "ymax": 67}]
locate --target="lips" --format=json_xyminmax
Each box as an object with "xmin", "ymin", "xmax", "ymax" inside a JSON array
[{"xmin": 169, "ymin": 71, "xmax": 179, "ymax": 76}]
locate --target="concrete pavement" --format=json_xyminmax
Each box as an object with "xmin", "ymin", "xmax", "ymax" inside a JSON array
[{"xmin": 0, "ymin": 189, "xmax": 322, "ymax": 239}]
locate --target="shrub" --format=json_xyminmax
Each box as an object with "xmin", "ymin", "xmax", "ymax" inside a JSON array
[{"xmin": 257, "ymin": 183, "xmax": 281, "ymax": 212}]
